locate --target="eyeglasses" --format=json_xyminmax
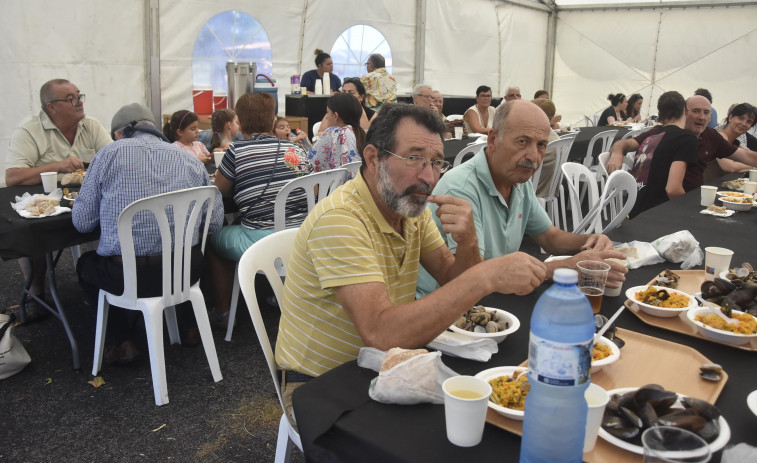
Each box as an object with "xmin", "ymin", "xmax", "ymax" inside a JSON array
[
  {"xmin": 416, "ymin": 94, "xmax": 433, "ymax": 100},
  {"xmin": 49, "ymin": 94, "xmax": 86, "ymax": 106},
  {"xmin": 479, "ymin": 94, "xmax": 493, "ymax": 98},
  {"xmin": 384, "ymin": 150, "xmax": 451, "ymax": 174}
]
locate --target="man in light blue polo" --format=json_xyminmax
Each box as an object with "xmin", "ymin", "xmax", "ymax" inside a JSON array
[{"xmin": 417, "ymin": 100, "xmax": 627, "ymax": 297}]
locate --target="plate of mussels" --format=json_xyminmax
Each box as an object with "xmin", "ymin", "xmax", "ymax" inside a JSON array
[{"xmin": 598, "ymin": 385, "xmax": 730, "ymax": 455}]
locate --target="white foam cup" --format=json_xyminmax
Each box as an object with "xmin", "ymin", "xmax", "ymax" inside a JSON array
[
  {"xmin": 454, "ymin": 127, "xmax": 463, "ymax": 139},
  {"xmin": 743, "ymin": 181, "xmax": 757, "ymax": 196},
  {"xmin": 749, "ymin": 169, "xmax": 757, "ymax": 182},
  {"xmin": 704, "ymin": 247, "xmax": 733, "ymax": 281},
  {"xmin": 442, "ymin": 375, "xmax": 492, "ymax": 447},
  {"xmin": 700, "ymin": 185, "xmax": 717, "ymax": 207},
  {"xmin": 583, "ymin": 383, "xmax": 609, "ymax": 453},
  {"xmin": 40, "ymin": 172, "xmax": 57, "ymax": 193}
]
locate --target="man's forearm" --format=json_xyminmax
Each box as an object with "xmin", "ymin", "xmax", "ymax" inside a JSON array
[{"xmin": 5, "ymin": 165, "xmax": 56, "ymax": 186}]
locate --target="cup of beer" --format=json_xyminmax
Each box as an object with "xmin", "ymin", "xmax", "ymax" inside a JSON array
[{"xmin": 577, "ymin": 260, "xmax": 611, "ymax": 314}]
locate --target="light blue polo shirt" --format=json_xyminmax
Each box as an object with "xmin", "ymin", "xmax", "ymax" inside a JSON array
[{"xmin": 416, "ymin": 150, "xmax": 552, "ymax": 297}]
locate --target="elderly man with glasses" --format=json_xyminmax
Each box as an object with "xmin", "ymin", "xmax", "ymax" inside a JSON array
[
  {"xmin": 4, "ymin": 79, "xmax": 111, "ymax": 322},
  {"xmin": 274, "ymin": 104, "xmax": 549, "ymax": 426},
  {"xmin": 360, "ymin": 53, "xmax": 397, "ymax": 109}
]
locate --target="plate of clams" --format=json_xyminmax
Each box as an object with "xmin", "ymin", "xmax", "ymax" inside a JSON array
[
  {"xmin": 449, "ymin": 306, "xmax": 519, "ymax": 343},
  {"xmin": 598, "ymin": 385, "xmax": 731, "ymax": 455}
]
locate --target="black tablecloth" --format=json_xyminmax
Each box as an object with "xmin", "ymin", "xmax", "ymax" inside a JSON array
[
  {"xmin": 443, "ymin": 138, "xmax": 485, "ymax": 164},
  {"xmin": 0, "ymin": 185, "xmax": 100, "ymax": 260},
  {"xmin": 293, "ymin": 173, "xmax": 757, "ymax": 462}
]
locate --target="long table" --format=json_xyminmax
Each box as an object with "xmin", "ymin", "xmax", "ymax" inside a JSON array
[
  {"xmin": 0, "ymin": 184, "xmax": 101, "ymax": 370},
  {"xmin": 293, "ymin": 173, "xmax": 756, "ymax": 462}
]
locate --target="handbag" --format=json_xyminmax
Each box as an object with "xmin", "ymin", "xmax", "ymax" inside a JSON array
[{"xmin": 0, "ymin": 313, "xmax": 31, "ymax": 380}]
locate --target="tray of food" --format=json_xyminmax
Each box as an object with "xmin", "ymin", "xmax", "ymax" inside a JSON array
[
  {"xmin": 625, "ymin": 270, "xmax": 757, "ymax": 352},
  {"xmin": 483, "ymin": 328, "xmax": 727, "ymax": 462}
]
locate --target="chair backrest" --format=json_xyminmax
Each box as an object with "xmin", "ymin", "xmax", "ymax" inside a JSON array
[
  {"xmin": 341, "ymin": 161, "xmax": 362, "ymax": 176},
  {"xmin": 561, "ymin": 162, "xmax": 601, "ymax": 233},
  {"xmin": 584, "ymin": 115, "xmax": 595, "ymax": 127},
  {"xmin": 273, "ymin": 169, "xmax": 348, "ymax": 232},
  {"xmin": 573, "ymin": 170, "xmax": 637, "ymax": 234},
  {"xmin": 559, "ymin": 132, "xmax": 577, "ymax": 139},
  {"xmin": 596, "ymin": 151, "xmax": 632, "ymax": 179},
  {"xmin": 544, "ymin": 136, "xmax": 575, "ymax": 199},
  {"xmin": 453, "ymin": 143, "xmax": 483, "ymax": 167},
  {"xmin": 622, "ymin": 128, "xmax": 644, "ymax": 140},
  {"xmin": 583, "ymin": 129, "xmax": 618, "ymax": 168},
  {"xmin": 237, "ymin": 228, "xmax": 299, "ymax": 411},
  {"xmin": 113, "ymin": 186, "xmax": 217, "ymax": 308},
  {"xmin": 311, "ymin": 121, "xmax": 322, "ymax": 142}
]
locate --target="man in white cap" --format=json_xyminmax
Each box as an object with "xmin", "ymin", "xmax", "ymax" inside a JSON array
[{"xmin": 73, "ymin": 103, "xmax": 224, "ymax": 364}]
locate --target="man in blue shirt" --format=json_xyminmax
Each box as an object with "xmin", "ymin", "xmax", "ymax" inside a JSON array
[
  {"xmin": 73, "ymin": 103, "xmax": 224, "ymax": 364},
  {"xmin": 417, "ymin": 100, "xmax": 627, "ymax": 297}
]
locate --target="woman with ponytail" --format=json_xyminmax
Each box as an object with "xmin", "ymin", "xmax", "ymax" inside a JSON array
[
  {"xmin": 307, "ymin": 92, "xmax": 365, "ymax": 173},
  {"xmin": 300, "ymin": 48, "xmax": 342, "ymax": 94}
]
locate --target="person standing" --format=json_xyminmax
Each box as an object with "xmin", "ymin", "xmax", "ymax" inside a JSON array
[{"xmin": 300, "ymin": 49, "xmax": 342, "ymax": 94}]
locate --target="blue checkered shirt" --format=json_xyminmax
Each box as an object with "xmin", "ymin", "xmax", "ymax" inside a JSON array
[{"xmin": 72, "ymin": 132, "xmax": 224, "ymax": 256}]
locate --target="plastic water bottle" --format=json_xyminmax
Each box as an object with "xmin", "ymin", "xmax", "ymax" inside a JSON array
[{"xmin": 520, "ymin": 269, "xmax": 595, "ymax": 463}]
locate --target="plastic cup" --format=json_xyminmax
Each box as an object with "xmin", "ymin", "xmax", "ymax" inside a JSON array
[
  {"xmin": 641, "ymin": 426, "xmax": 710, "ymax": 463},
  {"xmin": 454, "ymin": 127, "xmax": 463, "ymax": 139},
  {"xmin": 743, "ymin": 181, "xmax": 757, "ymax": 195},
  {"xmin": 700, "ymin": 185, "xmax": 718, "ymax": 207},
  {"xmin": 442, "ymin": 375, "xmax": 492, "ymax": 447},
  {"xmin": 749, "ymin": 169, "xmax": 757, "ymax": 182},
  {"xmin": 40, "ymin": 172, "xmax": 57, "ymax": 193},
  {"xmin": 603, "ymin": 258, "xmax": 626, "ymax": 297},
  {"xmin": 213, "ymin": 151, "xmax": 225, "ymax": 169},
  {"xmin": 583, "ymin": 383, "xmax": 609, "ymax": 453},
  {"xmin": 577, "ymin": 261, "xmax": 610, "ymax": 314},
  {"xmin": 704, "ymin": 247, "xmax": 733, "ymax": 281}
]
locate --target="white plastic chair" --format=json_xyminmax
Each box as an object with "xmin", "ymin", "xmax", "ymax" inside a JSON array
[
  {"xmin": 452, "ymin": 144, "xmax": 483, "ymax": 167},
  {"xmin": 91, "ymin": 186, "xmax": 222, "ymax": 406},
  {"xmin": 311, "ymin": 121, "xmax": 321, "ymax": 142},
  {"xmin": 341, "ymin": 161, "xmax": 362, "ymax": 176},
  {"xmin": 225, "ymin": 169, "xmax": 348, "ymax": 341},
  {"xmin": 584, "ymin": 115, "xmax": 595, "ymax": 127},
  {"xmin": 561, "ymin": 162, "xmax": 601, "ymax": 234},
  {"xmin": 573, "ymin": 170, "xmax": 637, "ymax": 235},
  {"xmin": 536, "ymin": 136, "xmax": 574, "ymax": 231},
  {"xmin": 583, "ymin": 130, "xmax": 619, "ymax": 170},
  {"xmin": 237, "ymin": 229, "xmax": 302, "ymax": 463},
  {"xmin": 446, "ymin": 114, "xmax": 464, "ymax": 121}
]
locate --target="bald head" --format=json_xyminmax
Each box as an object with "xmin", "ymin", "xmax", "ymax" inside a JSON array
[
  {"xmin": 685, "ymin": 95, "xmax": 712, "ymax": 135},
  {"xmin": 493, "ymin": 99, "xmax": 550, "ymax": 138}
]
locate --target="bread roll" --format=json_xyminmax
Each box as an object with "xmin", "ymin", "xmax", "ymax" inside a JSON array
[{"xmin": 380, "ymin": 348, "xmax": 428, "ymax": 371}]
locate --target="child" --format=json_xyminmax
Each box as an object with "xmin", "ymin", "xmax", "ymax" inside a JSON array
[
  {"xmin": 210, "ymin": 109, "xmax": 239, "ymax": 153},
  {"xmin": 163, "ymin": 110, "xmax": 212, "ymax": 163},
  {"xmin": 274, "ymin": 116, "xmax": 311, "ymax": 151}
]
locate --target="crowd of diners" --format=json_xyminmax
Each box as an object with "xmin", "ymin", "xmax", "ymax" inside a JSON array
[{"xmin": 5, "ymin": 53, "xmax": 757, "ymax": 417}]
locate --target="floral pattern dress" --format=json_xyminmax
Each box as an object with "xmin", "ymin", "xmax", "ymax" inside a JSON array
[{"xmin": 307, "ymin": 126, "xmax": 359, "ymax": 174}]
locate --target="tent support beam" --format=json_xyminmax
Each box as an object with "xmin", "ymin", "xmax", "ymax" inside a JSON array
[
  {"xmin": 558, "ymin": 1, "xmax": 757, "ymax": 11},
  {"xmin": 414, "ymin": 0, "xmax": 427, "ymax": 87},
  {"xmin": 146, "ymin": 0, "xmax": 161, "ymax": 123},
  {"xmin": 544, "ymin": 10, "xmax": 557, "ymax": 94}
]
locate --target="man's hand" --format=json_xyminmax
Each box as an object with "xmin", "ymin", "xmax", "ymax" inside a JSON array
[
  {"xmin": 606, "ymin": 151, "xmax": 625, "ymax": 173},
  {"xmin": 571, "ymin": 249, "xmax": 628, "ymax": 289},
  {"xmin": 59, "ymin": 155, "xmax": 85, "ymax": 173},
  {"xmin": 487, "ymin": 252, "xmax": 547, "ymax": 295},
  {"xmin": 428, "ymin": 195, "xmax": 476, "ymax": 247},
  {"xmin": 580, "ymin": 234, "xmax": 614, "ymax": 251}
]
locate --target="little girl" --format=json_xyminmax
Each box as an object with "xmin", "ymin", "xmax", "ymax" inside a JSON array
[
  {"xmin": 274, "ymin": 116, "xmax": 311, "ymax": 151},
  {"xmin": 210, "ymin": 109, "xmax": 239, "ymax": 153},
  {"xmin": 163, "ymin": 110, "xmax": 212, "ymax": 163}
]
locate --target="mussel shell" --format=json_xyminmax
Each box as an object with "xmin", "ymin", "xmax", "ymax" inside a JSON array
[
  {"xmin": 485, "ymin": 321, "xmax": 499, "ymax": 333},
  {"xmin": 681, "ymin": 397, "xmax": 721, "ymax": 421},
  {"xmin": 619, "ymin": 406, "xmax": 643, "ymax": 428},
  {"xmin": 657, "ymin": 412, "xmax": 706, "ymax": 433},
  {"xmin": 697, "ymin": 419, "xmax": 721, "ymax": 443},
  {"xmin": 638, "ymin": 401, "xmax": 659, "ymax": 429},
  {"xmin": 699, "ymin": 363, "xmax": 723, "ymax": 382},
  {"xmin": 633, "ymin": 385, "xmax": 677, "ymax": 414}
]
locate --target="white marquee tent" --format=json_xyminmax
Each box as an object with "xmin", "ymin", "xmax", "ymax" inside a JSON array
[{"xmin": 2, "ymin": 0, "xmax": 756, "ymax": 186}]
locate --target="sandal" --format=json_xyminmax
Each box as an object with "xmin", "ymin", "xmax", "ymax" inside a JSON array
[{"xmin": 209, "ymin": 310, "xmax": 231, "ymax": 329}]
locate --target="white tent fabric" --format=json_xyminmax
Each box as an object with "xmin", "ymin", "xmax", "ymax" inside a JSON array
[{"xmin": 2, "ymin": 0, "xmax": 757, "ymax": 187}]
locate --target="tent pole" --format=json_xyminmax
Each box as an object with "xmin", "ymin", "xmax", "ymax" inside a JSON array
[
  {"xmin": 146, "ymin": 0, "xmax": 161, "ymax": 123},
  {"xmin": 544, "ymin": 9, "xmax": 557, "ymax": 94},
  {"xmin": 298, "ymin": 0, "xmax": 309, "ymax": 76},
  {"xmin": 414, "ymin": 0, "xmax": 427, "ymax": 86}
]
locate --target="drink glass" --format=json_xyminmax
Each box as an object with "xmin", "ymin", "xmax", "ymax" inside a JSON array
[
  {"xmin": 749, "ymin": 168, "xmax": 757, "ymax": 182},
  {"xmin": 577, "ymin": 260, "xmax": 610, "ymax": 314},
  {"xmin": 442, "ymin": 375, "xmax": 491, "ymax": 447},
  {"xmin": 642, "ymin": 426, "xmax": 710, "ymax": 463},
  {"xmin": 454, "ymin": 127, "xmax": 463, "ymax": 139}
]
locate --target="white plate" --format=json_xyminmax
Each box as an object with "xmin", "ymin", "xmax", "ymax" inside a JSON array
[
  {"xmin": 15, "ymin": 206, "xmax": 71, "ymax": 219},
  {"xmin": 625, "ymin": 285, "xmax": 697, "ymax": 317},
  {"xmin": 598, "ymin": 387, "xmax": 731, "ymax": 455},
  {"xmin": 748, "ymin": 390, "xmax": 757, "ymax": 417},
  {"xmin": 449, "ymin": 307, "xmax": 520, "ymax": 343},
  {"xmin": 685, "ymin": 307, "xmax": 757, "ymax": 346},
  {"xmin": 719, "ymin": 197, "xmax": 754, "ymax": 211},
  {"xmin": 592, "ymin": 336, "xmax": 620, "ymax": 373},
  {"xmin": 716, "ymin": 191, "xmax": 752, "ymax": 198},
  {"xmin": 699, "ymin": 208, "xmax": 735, "ymax": 218},
  {"xmin": 475, "ymin": 366, "xmax": 528, "ymax": 420}
]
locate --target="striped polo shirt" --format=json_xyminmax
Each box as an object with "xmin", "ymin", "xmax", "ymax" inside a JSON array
[{"xmin": 275, "ymin": 172, "xmax": 445, "ymax": 376}]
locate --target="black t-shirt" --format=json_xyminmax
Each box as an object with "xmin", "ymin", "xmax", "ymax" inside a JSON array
[
  {"xmin": 598, "ymin": 106, "xmax": 626, "ymax": 126},
  {"xmin": 629, "ymin": 125, "xmax": 698, "ymax": 218}
]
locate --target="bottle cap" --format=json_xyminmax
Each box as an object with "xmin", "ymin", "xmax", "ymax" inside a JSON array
[{"xmin": 553, "ymin": 268, "xmax": 578, "ymax": 284}]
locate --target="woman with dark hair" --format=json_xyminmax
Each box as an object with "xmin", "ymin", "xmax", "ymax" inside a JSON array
[
  {"xmin": 308, "ymin": 92, "xmax": 366, "ymax": 173},
  {"xmin": 342, "ymin": 77, "xmax": 376, "ymax": 130},
  {"xmin": 598, "ymin": 93, "xmax": 629, "ymax": 126},
  {"xmin": 463, "ymin": 85, "xmax": 495, "ymax": 134},
  {"xmin": 626, "ymin": 94, "xmax": 644, "ymax": 123},
  {"xmin": 209, "ymin": 109, "xmax": 239, "ymax": 153},
  {"xmin": 718, "ymin": 103, "xmax": 757, "ymax": 151},
  {"xmin": 300, "ymin": 49, "xmax": 342, "ymax": 94},
  {"xmin": 206, "ymin": 92, "xmax": 311, "ymax": 326},
  {"xmin": 628, "ymin": 91, "xmax": 698, "ymax": 218}
]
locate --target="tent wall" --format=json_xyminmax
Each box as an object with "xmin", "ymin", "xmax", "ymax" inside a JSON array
[{"xmin": 553, "ymin": 5, "xmax": 757, "ymax": 126}]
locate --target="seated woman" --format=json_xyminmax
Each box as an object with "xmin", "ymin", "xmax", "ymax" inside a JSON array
[
  {"xmin": 342, "ymin": 77, "xmax": 376, "ymax": 131},
  {"xmin": 308, "ymin": 93, "xmax": 365, "ymax": 173},
  {"xmin": 625, "ymin": 94, "xmax": 644, "ymax": 123},
  {"xmin": 463, "ymin": 86, "xmax": 495, "ymax": 134},
  {"xmin": 300, "ymin": 49, "xmax": 342, "ymax": 95},
  {"xmin": 598, "ymin": 93, "xmax": 629, "ymax": 126},
  {"xmin": 628, "ymin": 91, "xmax": 698, "ymax": 218},
  {"xmin": 207, "ymin": 92, "xmax": 311, "ymax": 325},
  {"xmin": 715, "ymin": 103, "xmax": 757, "ymax": 174}
]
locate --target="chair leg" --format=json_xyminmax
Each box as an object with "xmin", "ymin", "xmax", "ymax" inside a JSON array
[
  {"xmin": 164, "ymin": 305, "xmax": 181, "ymax": 345},
  {"xmin": 225, "ymin": 264, "xmax": 240, "ymax": 342},
  {"xmin": 275, "ymin": 413, "xmax": 295, "ymax": 463},
  {"xmin": 142, "ymin": 305, "xmax": 170, "ymax": 406},
  {"xmin": 190, "ymin": 289, "xmax": 223, "ymax": 382},
  {"xmin": 92, "ymin": 292, "xmax": 110, "ymax": 376},
  {"xmin": 70, "ymin": 245, "xmax": 82, "ymax": 266}
]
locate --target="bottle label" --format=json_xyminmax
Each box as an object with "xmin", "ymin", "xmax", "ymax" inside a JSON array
[{"xmin": 528, "ymin": 333, "xmax": 592, "ymax": 386}]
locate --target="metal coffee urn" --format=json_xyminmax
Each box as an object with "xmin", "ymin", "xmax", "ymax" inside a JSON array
[{"xmin": 226, "ymin": 62, "xmax": 257, "ymax": 110}]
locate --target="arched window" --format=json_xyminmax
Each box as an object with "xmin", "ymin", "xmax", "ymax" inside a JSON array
[
  {"xmin": 192, "ymin": 11, "xmax": 272, "ymax": 92},
  {"xmin": 330, "ymin": 25, "xmax": 392, "ymax": 81}
]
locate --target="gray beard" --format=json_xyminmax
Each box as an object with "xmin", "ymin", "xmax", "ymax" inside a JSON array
[{"xmin": 377, "ymin": 161, "xmax": 432, "ymax": 218}]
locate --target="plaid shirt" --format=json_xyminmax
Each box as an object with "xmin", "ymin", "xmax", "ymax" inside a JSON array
[{"xmin": 72, "ymin": 132, "xmax": 224, "ymax": 256}]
